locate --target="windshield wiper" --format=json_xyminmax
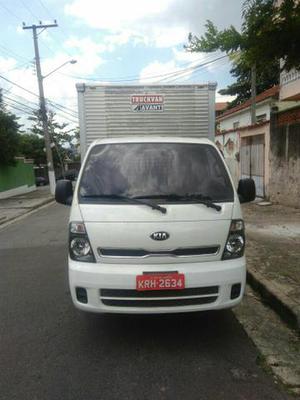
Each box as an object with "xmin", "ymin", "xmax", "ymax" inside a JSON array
[
  {"xmin": 182, "ymin": 193, "xmax": 221, "ymax": 211},
  {"xmin": 135, "ymin": 193, "xmax": 221, "ymax": 211},
  {"xmin": 81, "ymin": 194, "xmax": 167, "ymax": 214}
]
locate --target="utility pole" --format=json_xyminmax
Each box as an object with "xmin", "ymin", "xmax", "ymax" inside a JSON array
[
  {"xmin": 23, "ymin": 22, "xmax": 58, "ymax": 195},
  {"xmin": 250, "ymin": 63, "xmax": 257, "ymax": 125}
]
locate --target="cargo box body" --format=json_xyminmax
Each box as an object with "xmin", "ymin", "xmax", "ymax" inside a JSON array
[{"xmin": 76, "ymin": 83, "xmax": 217, "ymax": 159}]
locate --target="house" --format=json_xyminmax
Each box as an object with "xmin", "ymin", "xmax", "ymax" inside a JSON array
[
  {"xmin": 216, "ymin": 86, "xmax": 279, "ymax": 197},
  {"xmin": 215, "ymin": 0, "xmax": 300, "ymax": 206},
  {"xmin": 215, "ymin": 102, "xmax": 228, "ymax": 117},
  {"xmin": 269, "ymin": 66, "xmax": 300, "ymax": 206},
  {"xmin": 280, "ymin": 67, "xmax": 300, "ymax": 101},
  {"xmin": 216, "ymin": 80, "xmax": 300, "ymax": 207}
]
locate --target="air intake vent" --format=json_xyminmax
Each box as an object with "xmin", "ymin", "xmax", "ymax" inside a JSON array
[
  {"xmin": 98, "ymin": 246, "xmax": 220, "ymax": 258},
  {"xmin": 101, "ymin": 297, "xmax": 217, "ymax": 308},
  {"xmin": 100, "ymin": 286, "xmax": 219, "ymax": 308}
]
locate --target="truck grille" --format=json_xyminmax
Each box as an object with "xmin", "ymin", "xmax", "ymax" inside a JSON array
[
  {"xmin": 98, "ymin": 246, "xmax": 220, "ymax": 258},
  {"xmin": 100, "ymin": 286, "xmax": 219, "ymax": 308}
]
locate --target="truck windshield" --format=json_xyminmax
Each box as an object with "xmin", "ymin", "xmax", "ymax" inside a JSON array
[{"xmin": 78, "ymin": 143, "xmax": 234, "ymax": 202}]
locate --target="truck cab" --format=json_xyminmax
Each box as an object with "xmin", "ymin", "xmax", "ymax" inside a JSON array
[{"xmin": 56, "ymin": 136, "xmax": 255, "ymax": 314}]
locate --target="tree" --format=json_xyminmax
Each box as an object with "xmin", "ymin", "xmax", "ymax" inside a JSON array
[
  {"xmin": 185, "ymin": 0, "xmax": 300, "ymax": 106},
  {"xmin": 28, "ymin": 109, "xmax": 79, "ymax": 170},
  {"xmin": 0, "ymin": 88, "xmax": 20, "ymax": 166},
  {"xmin": 218, "ymin": 57, "xmax": 279, "ymax": 107},
  {"xmin": 17, "ymin": 133, "xmax": 46, "ymax": 165}
]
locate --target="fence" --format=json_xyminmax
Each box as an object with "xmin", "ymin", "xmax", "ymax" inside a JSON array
[{"xmin": 0, "ymin": 158, "xmax": 36, "ymax": 199}]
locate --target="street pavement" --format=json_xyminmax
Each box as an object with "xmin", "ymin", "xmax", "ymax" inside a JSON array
[
  {"xmin": 0, "ymin": 204, "xmax": 292, "ymax": 400},
  {"xmin": 242, "ymin": 202, "xmax": 300, "ymax": 332},
  {"xmin": 0, "ymin": 186, "xmax": 54, "ymax": 226}
]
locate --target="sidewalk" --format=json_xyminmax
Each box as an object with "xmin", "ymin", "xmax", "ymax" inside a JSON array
[
  {"xmin": 242, "ymin": 201, "xmax": 300, "ymax": 332},
  {"xmin": 0, "ymin": 186, "xmax": 54, "ymax": 226}
]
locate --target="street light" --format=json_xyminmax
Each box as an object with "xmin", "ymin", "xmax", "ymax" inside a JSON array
[{"xmin": 43, "ymin": 59, "xmax": 77, "ymax": 80}]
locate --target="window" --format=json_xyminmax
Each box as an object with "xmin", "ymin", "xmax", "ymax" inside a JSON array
[
  {"xmin": 233, "ymin": 121, "xmax": 240, "ymax": 129},
  {"xmin": 256, "ymin": 113, "xmax": 267, "ymax": 123},
  {"xmin": 79, "ymin": 143, "xmax": 234, "ymax": 203}
]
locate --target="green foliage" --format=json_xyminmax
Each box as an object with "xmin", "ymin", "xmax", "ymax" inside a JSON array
[
  {"xmin": 187, "ymin": 21, "xmax": 243, "ymax": 55},
  {"xmin": 185, "ymin": 0, "xmax": 300, "ymax": 106},
  {"xmin": 243, "ymin": 0, "xmax": 300, "ymax": 71},
  {"xmin": 17, "ymin": 133, "xmax": 46, "ymax": 165},
  {"xmin": 28, "ymin": 109, "xmax": 79, "ymax": 167},
  {"xmin": 0, "ymin": 106, "xmax": 20, "ymax": 166},
  {"xmin": 219, "ymin": 58, "xmax": 280, "ymax": 106}
]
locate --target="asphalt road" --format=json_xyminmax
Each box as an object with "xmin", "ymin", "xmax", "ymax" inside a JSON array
[{"xmin": 0, "ymin": 203, "xmax": 291, "ymax": 400}]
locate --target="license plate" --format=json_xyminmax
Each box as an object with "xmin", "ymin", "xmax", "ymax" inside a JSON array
[{"xmin": 136, "ymin": 273, "xmax": 185, "ymax": 291}]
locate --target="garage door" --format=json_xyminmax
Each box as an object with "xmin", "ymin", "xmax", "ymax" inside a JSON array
[{"xmin": 240, "ymin": 135, "xmax": 265, "ymax": 197}]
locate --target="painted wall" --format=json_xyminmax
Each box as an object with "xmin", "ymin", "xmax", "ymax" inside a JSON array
[
  {"xmin": 240, "ymin": 124, "xmax": 270, "ymax": 198},
  {"xmin": 215, "ymin": 131, "xmax": 240, "ymax": 187},
  {"xmin": 219, "ymin": 102, "xmax": 271, "ymax": 131},
  {"xmin": 0, "ymin": 158, "xmax": 36, "ymax": 199},
  {"xmin": 269, "ymin": 108, "xmax": 300, "ymax": 207},
  {"xmin": 280, "ymin": 68, "xmax": 300, "ymax": 101},
  {"xmin": 216, "ymin": 122, "xmax": 271, "ymax": 197}
]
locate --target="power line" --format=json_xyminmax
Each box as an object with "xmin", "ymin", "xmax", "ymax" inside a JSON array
[
  {"xmin": 36, "ymin": 0, "xmax": 74, "ymax": 57},
  {"xmin": 0, "ymin": 61, "xmax": 33, "ymax": 74},
  {"xmin": 156, "ymin": 54, "xmax": 225, "ymax": 83},
  {"xmin": 0, "ymin": 2, "xmax": 20, "ymax": 20},
  {"xmin": 29, "ymin": 0, "xmax": 75, "ymax": 58},
  {"xmin": 3, "ymin": 94, "xmax": 37, "ymax": 112},
  {"xmin": 158, "ymin": 55, "xmax": 231, "ymax": 84},
  {"xmin": 0, "ymin": 73, "xmax": 78, "ymax": 117},
  {"xmin": 63, "ymin": 53, "xmax": 227, "ymax": 83},
  {"xmin": 19, "ymin": 0, "xmax": 39, "ymax": 21},
  {"xmin": 36, "ymin": 0, "xmax": 53, "ymax": 18},
  {"xmin": 36, "ymin": 2, "xmax": 69, "ymax": 42},
  {"xmin": 2, "ymin": 100, "xmax": 33, "ymax": 115},
  {"xmin": 3, "ymin": 92, "xmax": 78, "ymax": 124},
  {"xmin": 59, "ymin": 53, "xmax": 215, "ymax": 82},
  {"xmin": 3, "ymin": 99, "xmax": 78, "ymax": 126},
  {"xmin": 2, "ymin": 88, "xmax": 78, "ymax": 124},
  {"xmin": 2, "ymin": 88, "xmax": 40, "ymax": 107},
  {"xmin": 191, "ymin": 57, "xmax": 231, "ymax": 81},
  {"xmin": 0, "ymin": 43, "xmax": 30, "ymax": 63},
  {"xmin": 1, "ymin": 79, "xmax": 78, "ymax": 124},
  {"xmin": 1, "ymin": 2, "xmax": 58, "ymax": 57}
]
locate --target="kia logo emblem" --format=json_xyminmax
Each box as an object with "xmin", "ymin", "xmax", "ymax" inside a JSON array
[{"xmin": 150, "ymin": 231, "xmax": 170, "ymax": 241}]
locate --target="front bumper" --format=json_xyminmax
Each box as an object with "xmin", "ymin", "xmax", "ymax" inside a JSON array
[{"xmin": 68, "ymin": 257, "xmax": 246, "ymax": 314}]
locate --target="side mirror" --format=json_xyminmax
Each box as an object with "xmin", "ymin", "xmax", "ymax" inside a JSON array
[
  {"xmin": 237, "ymin": 178, "xmax": 256, "ymax": 203},
  {"xmin": 55, "ymin": 179, "xmax": 73, "ymax": 206}
]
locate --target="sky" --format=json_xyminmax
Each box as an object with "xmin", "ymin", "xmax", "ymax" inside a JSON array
[{"xmin": 0, "ymin": 0, "xmax": 243, "ymax": 129}]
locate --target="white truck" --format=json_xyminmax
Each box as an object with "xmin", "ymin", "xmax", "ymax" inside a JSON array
[{"xmin": 55, "ymin": 84, "xmax": 255, "ymax": 314}]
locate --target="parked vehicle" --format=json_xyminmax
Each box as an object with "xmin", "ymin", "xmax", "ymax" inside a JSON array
[
  {"xmin": 56, "ymin": 169, "xmax": 79, "ymax": 182},
  {"xmin": 56, "ymin": 84, "xmax": 255, "ymax": 314},
  {"xmin": 35, "ymin": 176, "xmax": 48, "ymax": 186}
]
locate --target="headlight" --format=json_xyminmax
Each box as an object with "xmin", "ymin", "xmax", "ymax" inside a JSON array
[
  {"xmin": 69, "ymin": 222, "xmax": 95, "ymax": 262},
  {"xmin": 70, "ymin": 237, "xmax": 91, "ymax": 257},
  {"xmin": 225, "ymin": 234, "xmax": 244, "ymax": 254},
  {"xmin": 222, "ymin": 219, "xmax": 245, "ymax": 260}
]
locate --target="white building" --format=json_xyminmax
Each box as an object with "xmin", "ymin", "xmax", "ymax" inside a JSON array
[{"xmin": 215, "ymin": 86, "xmax": 279, "ymax": 198}]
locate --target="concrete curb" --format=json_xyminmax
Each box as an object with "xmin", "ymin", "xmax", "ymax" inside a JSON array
[
  {"xmin": 0, "ymin": 197, "xmax": 55, "ymax": 227},
  {"xmin": 247, "ymin": 268, "xmax": 300, "ymax": 333}
]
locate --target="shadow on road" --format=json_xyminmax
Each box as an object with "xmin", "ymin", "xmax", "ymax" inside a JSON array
[{"xmin": 78, "ymin": 309, "xmax": 242, "ymax": 352}]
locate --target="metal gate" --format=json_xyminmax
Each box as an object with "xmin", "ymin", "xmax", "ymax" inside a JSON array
[{"xmin": 240, "ymin": 134, "xmax": 265, "ymax": 197}]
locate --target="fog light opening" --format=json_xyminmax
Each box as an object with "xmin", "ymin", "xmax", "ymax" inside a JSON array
[
  {"xmin": 76, "ymin": 287, "xmax": 88, "ymax": 304},
  {"xmin": 231, "ymin": 283, "xmax": 241, "ymax": 300}
]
